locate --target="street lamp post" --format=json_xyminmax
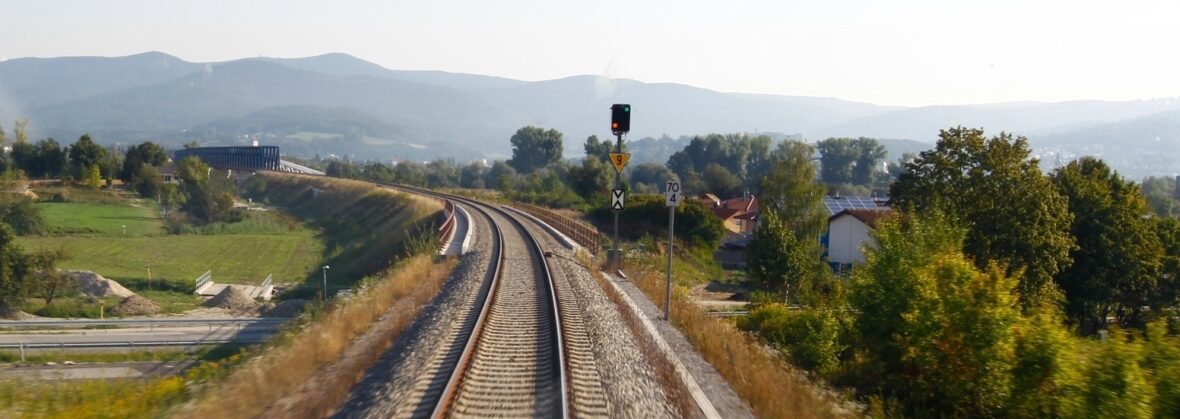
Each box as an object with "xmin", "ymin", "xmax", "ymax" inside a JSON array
[{"xmin": 322, "ymin": 265, "xmax": 330, "ymax": 301}]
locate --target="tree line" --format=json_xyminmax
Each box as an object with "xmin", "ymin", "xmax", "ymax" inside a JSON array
[{"xmin": 741, "ymin": 126, "xmax": 1180, "ymax": 418}]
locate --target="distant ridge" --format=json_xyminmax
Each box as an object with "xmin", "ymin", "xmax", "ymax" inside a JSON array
[{"xmin": 1, "ymin": 51, "xmax": 1179, "ymax": 175}]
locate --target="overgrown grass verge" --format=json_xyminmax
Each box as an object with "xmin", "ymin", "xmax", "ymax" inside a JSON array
[
  {"xmin": 0, "ymin": 344, "xmax": 247, "ymax": 364},
  {"xmin": 621, "ymin": 250, "xmax": 858, "ymax": 418},
  {"xmin": 174, "ymin": 254, "xmax": 455, "ymax": 418},
  {"xmin": 244, "ymin": 173, "xmax": 443, "ymax": 295}
]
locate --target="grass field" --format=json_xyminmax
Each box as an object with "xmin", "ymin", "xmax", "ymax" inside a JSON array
[
  {"xmin": 34, "ymin": 201, "xmax": 165, "ymax": 236},
  {"xmin": 18, "ymin": 233, "xmax": 324, "ymax": 286}
]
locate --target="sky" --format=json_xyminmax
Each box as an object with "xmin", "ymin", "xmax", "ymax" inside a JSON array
[{"xmin": 3, "ymin": 0, "xmax": 1179, "ymax": 107}]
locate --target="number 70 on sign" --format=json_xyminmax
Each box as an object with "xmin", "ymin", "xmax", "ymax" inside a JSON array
[{"xmin": 665, "ymin": 180, "xmax": 681, "ymax": 207}]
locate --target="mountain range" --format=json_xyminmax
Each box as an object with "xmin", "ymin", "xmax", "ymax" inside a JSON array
[{"xmin": 2, "ymin": 51, "xmax": 1179, "ymax": 178}]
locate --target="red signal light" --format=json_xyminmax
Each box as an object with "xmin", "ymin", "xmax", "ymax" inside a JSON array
[{"xmin": 612, "ymin": 122, "xmax": 619, "ymax": 129}]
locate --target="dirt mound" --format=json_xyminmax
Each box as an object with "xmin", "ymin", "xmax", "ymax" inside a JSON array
[
  {"xmin": 205, "ymin": 286, "xmax": 257, "ymax": 310},
  {"xmin": 263, "ymin": 299, "xmax": 309, "ymax": 318},
  {"xmin": 110, "ymin": 295, "xmax": 160, "ymax": 316},
  {"xmin": 0, "ymin": 306, "xmax": 40, "ymax": 320},
  {"xmin": 68, "ymin": 270, "xmax": 135, "ymax": 298}
]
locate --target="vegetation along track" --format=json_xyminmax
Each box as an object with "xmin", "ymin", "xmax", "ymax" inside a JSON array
[{"xmin": 392, "ymin": 185, "xmax": 606, "ymax": 418}]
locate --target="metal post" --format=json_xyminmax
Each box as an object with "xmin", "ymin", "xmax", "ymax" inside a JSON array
[
  {"xmin": 666, "ymin": 206, "xmax": 675, "ymax": 320},
  {"xmin": 613, "ymin": 133, "xmax": 623, "ymax": 269},
  {"xmin": 322, "ymin": 266, "xmax": 329, "ymax": 301}
]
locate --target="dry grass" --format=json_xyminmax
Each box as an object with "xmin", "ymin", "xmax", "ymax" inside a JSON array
[
  {"xmin": 174, "ymin": 255, "xmax": 456, "ymax": 419},
  {"xmin": 621, "ymin": 253, "xmax": 858, "ymax": 419}
]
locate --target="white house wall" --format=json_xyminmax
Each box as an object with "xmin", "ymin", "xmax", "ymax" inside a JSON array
[{"xmin": 828, "ymin": 215, "xmax": 872, "ymax": 265}]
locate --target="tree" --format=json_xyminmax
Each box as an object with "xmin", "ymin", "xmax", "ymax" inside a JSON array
[
  {"xmin": 1070, "ymin": 331, "xmax": 1156, "ymax": 418},
  {"xmin": 459, "ymin": 162, "xmax": 486, "ymax": 189},
  {"xmin": 666, "ymin": 133, "xmax": 773, "ymax": 194},
  {"xmin": 583, "ymin": 134, "xmax": 616, "ymax": 163},
  {"xmin": 760, "ymin": 140, "xmax": 827, "ymax": 239},
  {"xmin": 746, "ymin": 210, "xmax": 828, "ymax": 304},
  {"xmin": 1140, "ymin": 176, "xmax": 1179, "ymax": 217},
  {"xmin": 1152, "ymin": 217, "xmax": 1180, "ymax": 314},
  {"xmin": 508, "ymin": 126, "xmax": 563, "ymax": 174},
  {"xmin": 13, "ymin": 119, "xmax": 28, "ymax": 144},
  {"xmin": 817, "ymin": 138, "xmax": 858, "ymax": 184},
  {"xmin": 628, "ymin": 162, "xmax": 674, "ymax": 191},
  {"xmin": 567, "ymin": 154, "xmax": 612, "ymax": 204},
  {"xmin": 31, "ymin": 138, "xmax": 67, "ymax": 179},
  {"xmin": 485, "ymin": 161, "xmax": 517, "ymax": 192},
  {"xmin": 120, "ymin": 141, "xmax": 168, "ymax": 181},
  {"xmin": 889, "ymin": 127, "xmax": 1074, "ymax": 307},
  {"xmin": 177, "ymin": 157, "xmax": 232, "ymax": 224},
  {"xmin": 393, "ymin": 160, "xmax": 427, "ymax": 186},
  {"xmin": 325, "ymin": 160, "xmax": 359, "ymax": 178},
  {"xmin": 68, "ymin": 134, "xmax": 107, "ymax": 180},
  {"xmin": 851, "ymin": 137, "xmax": 887, "ymax": 185},
  {"xmin": 27, "ymin": 248, "xmax": 69, "ymax": 307},
  {"xmin": 0, "ymin": 224, "xmax": 30, "ymax": 314},
  {"xmin": 86, "ymin": 165, "xmax": 102, "ymax": 189},
  {"xmin": 426, "ymin": 159, "xmax": 459, "ymax": 188},
  {"xmin": 130, "ymin": 165, "xmax": 163, "ymax": 198},
  {"xmin": 851, "ymin": 212, "xmax": 1021, "ymax": 417},
  {"xmin": 1051, "ymin": 157, "xmax": 1162, "ymax": 331},
  {"xmin": 702, "ymin": 163, "xmax": 742, "ymax": 198},
  {"xmin": 1007, "ymin": 306, "xmax": 1085, "ymax": 418},
  {"xmin": 361, "ymin": 162, "xmax": 396, "ymax": 183}
]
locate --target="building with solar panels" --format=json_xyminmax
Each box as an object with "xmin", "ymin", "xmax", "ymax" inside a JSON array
[{"xmin": 822, "ymin": 195, "xmax": 891, "ymax": 272}]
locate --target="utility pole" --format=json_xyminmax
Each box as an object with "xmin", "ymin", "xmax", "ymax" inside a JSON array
[{"xmin": 613, "ymin": 132, "xmax": 622, "ymax": 269}]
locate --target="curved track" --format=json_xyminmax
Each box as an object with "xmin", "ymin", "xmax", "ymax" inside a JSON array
[{"xmin": 396, "ymin": 186, "xmax": 571, "ymax": 418}]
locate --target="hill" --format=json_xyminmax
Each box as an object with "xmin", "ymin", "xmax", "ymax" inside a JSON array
[{"xmin": 3, "ymin": 51, "xmax": 1180, "ymax": 176}]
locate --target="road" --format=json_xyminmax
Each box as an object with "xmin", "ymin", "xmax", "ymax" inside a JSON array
[{"xmin": 0, "ymin": 323, "xmax": 281, "ymax": 349}]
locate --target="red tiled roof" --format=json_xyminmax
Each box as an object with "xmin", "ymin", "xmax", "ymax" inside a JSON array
[
  {"xmin": 719, "ymin": 196, "xmax": 758, "ymax": 213},
  {"xmin": 829, "ymin": 208, "xmax": 890, "ymax": 228},
  {"xmin": 713, "ymin": 208, "xmax": 743, "ymax": 220}
]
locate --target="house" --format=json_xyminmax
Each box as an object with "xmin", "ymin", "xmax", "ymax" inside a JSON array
[
  {"xmin": 826, "ymin": 208, "xmax": 890, "ymax": 272},
  {"xmin": 699, "ymin": 193, "xmax": 759, "ymax": 235},
  {"xmin": 155, "ymin": 166, "xmax": 180, "ymax": 185}
]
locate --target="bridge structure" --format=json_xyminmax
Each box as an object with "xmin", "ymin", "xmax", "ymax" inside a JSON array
[{"xmin": 172, "ymin": 146, "xmax": 324, "ymax": 175}]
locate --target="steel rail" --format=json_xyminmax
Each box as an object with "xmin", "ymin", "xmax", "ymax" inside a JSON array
[{"xmin": 390, "ymin": 184, "xmax": 570, "ymax": 419}]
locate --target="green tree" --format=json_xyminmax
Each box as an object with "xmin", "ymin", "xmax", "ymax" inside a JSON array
[
  {"xmin": 1007, "ymin": 307, "xmax": 1084, "ymax": 418},
  {"xmin": 1140, "ymin": 176, "xmax": 1179, "ymax": 217},
  {"xmin": 702, "ymin": 163, "xmax": 741, "ymax": 198},
  {"xmin": 13, "ymin": 119, "xmax": 28, "ymax": 144},
  {"xmin": 485, "ymin": 161, "xmax": 516, "ymax": 192},
  {"xmin": 1069, "ymin": 331, "xmax": 1156, "ymax": 418},
  {"xmin": 86, "ymin": 165, "xmax": 102, "ymax": 189},
  {"xmin": 325, "ymin": 160, "xmax": 359, "ymax": 178},
  {"xmin": 817, "ymin": 137, "xmax": 858, "ymax": 184},
  {"xmin": 120, "ymin": 141, "xmax": 168, "ymax": 181},
  {"xmin": 583, "ymin": 134, "xmax": 617, "ymax": 163},
  {"xmin": 426, "ymin": 159, "xmax": 460, "ymax": 188},
  {"xmin": 68, "ymin": 134, "xmax": 107, "ymax": 180},
  {"xmin": 746, "ymin": 210, "xmax": 828, "ymax": 304},
  {"xmin": 1051, "ymin": 157, "xmax": 1162, "ymax": 331},
  {"xmin": 130, "ymin": 165, "xmax": 163, "ymax": 198},
  {"xmin": 459, "ymin": 162, "xmax": 486, "ymax": 189},
  {"xmin": 27, "ymin": 248, "xmax": 69, "ymax": 307},
  {"xmin": 1152, "ymin": 217, "xmax": 1180, "ymax": 313},
  {"xmin": 31, "ymin": 138, "xmax": 67, "ymax": 179},
  {"xmin": 760, "ymin": 140, "xmax": 826, "ymax": 239},
  {"xmin": 507, "ymin": 126, "xmax": 563, "ymax": 174},
  {"xmin": 0, "ymin": 224, "xmax": 31, "ymax": 314},
  {"xmin": 889, "ymin": 126, "xmax": 1074, "ymax": 307},
  {"xmin": 567, "ymin": 154, "xmax": 612, "ymax": 204},
  {"xmin": 177, "ymin": 157, "xmax": 233, "ymax": 224},
  {"xmin": 1142, "ymin": 320, "xmax": 1180, "ymax": 418},
  {"xmin": 851, "ymin": 211, "xmax": 1021, "ymax": 417},
  {"xmin": 393, "ymin": 160, "xmax": 427, "ymax": 186},
  {"xmin": 361, "ymin": 162, "xmax": 396, "ymax": 183}
]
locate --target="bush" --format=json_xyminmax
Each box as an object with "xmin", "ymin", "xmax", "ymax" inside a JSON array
[
  {"xmin": 588, "ymin": 195, "xmax": 725, "ymax": 249},
  {"xmin": 738, "ymin": 304, "xmax": 843, "ymax": 377}
]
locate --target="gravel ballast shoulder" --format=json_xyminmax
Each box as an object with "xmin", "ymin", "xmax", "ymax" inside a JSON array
[{"xmin": 515, "ymin": 217, "xmax": 682, "ymax": 418}]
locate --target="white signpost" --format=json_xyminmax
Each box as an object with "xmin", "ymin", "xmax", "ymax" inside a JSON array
[{"xmin": 663, "ymin": 180, "xmax": 680, "ymax": 320}]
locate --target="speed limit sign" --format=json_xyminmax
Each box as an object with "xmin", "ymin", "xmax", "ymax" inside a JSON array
[{"xmin": 665, "ymin": 180, "xmax": 681, "ymax": 207}]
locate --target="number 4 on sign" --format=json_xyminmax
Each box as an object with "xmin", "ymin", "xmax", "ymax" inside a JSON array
[{"xmin": 665, "ymin": 180, "xmax": 681, "ymax": 207}]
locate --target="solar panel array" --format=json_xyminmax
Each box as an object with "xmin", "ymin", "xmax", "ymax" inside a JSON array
[{"xmin": 823, "ymin": 196, "xmax": 886, "ymax": 216}]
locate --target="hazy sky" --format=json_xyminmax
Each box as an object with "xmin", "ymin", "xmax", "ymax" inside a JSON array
[{"xmin": 4, "ymin": 0, "xmax": 1179, "ymax": 107}]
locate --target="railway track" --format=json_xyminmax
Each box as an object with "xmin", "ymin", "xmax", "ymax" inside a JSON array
[{"xmin": 389, "ymin": 186, "xmax": 607, "ymax": 418}]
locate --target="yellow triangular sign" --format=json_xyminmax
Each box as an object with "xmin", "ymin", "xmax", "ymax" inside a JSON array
[{"xmin": 609, "ymin": 153, "xmax": 631, "ymax": 173}]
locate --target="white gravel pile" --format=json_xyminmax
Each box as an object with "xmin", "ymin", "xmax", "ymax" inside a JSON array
[
  {"xmin": 68, "ymin": 270, "xmax": 135, "ymax": 298},
  {"xmin": 111, "ymin": 295, "xmax": 161, "ymax": 316},
  {"xmin": 205, "ymin": 286, "xmax": 257, "ymax": 310}
]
